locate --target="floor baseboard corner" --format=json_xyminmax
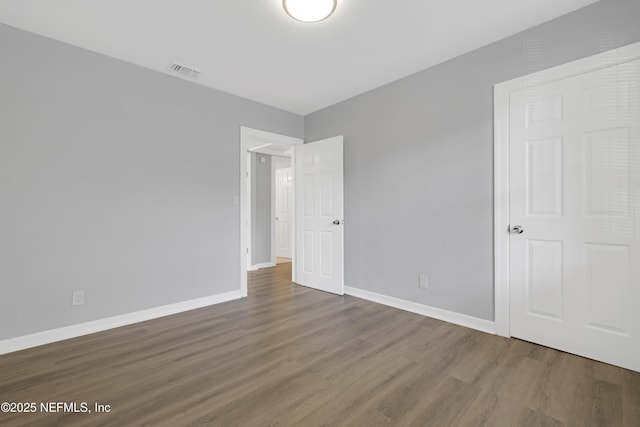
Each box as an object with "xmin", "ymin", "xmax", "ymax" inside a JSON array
[{"xmin": 344, "ymin": 286, "xmax": 496, "ymax": 335}]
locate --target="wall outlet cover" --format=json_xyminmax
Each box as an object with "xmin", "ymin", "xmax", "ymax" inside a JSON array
[
  {"xmin": 72, "ymin": 290, "xmax": 85, "ymax": 306},
  {"xmin": 419, "ymin": 275, "xmax": 428, "ymax": 289}
]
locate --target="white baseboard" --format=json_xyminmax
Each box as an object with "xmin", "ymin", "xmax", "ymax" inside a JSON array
[
  {"xmin": 248, "ymin": 262, "xmax": 276, "ymax": 271},
  {"xmin": 0, "ymin": 290, "xmax": 243, "ymax": 355},
  {"xmin": 344, "ymin": 286, "xmax": 496, "ymax": 335}
]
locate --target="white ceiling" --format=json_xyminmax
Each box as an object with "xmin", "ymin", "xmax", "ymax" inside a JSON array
[{"xmin": 0, "ymin": 0, "xmax": 599, "ymax": 115}]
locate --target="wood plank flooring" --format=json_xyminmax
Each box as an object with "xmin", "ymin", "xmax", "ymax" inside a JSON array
[{"xmin": 1, "ymin": 263, "xmax": 638, "ymax": 426}]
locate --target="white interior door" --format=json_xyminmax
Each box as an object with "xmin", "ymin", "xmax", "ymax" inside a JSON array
[
  {"xmin": 295, "ymin": 136, "xmax": 344, "ymax": 295},
  {"xmin": 508, "ymin": 59, "xmax": 640, "ymax": 371},
  {"xmin": 275, "ymin": 167, "xmax": 293, "ymax": 258}
]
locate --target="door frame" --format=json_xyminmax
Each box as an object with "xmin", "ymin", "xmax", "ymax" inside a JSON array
[
  {"xmin": 240, "ymin": 127, "xmax": 303, "ymax": 297},
  {"xmin": 493, "ymin": 41, "xmax": 640, "ymax": 337}
]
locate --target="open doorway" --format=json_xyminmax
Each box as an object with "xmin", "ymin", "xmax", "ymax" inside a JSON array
[
  {"xmin": 247, "ymin": 152, "xmax": 274, "ymax": 271},
  {"xmin": 239, "ymin": 127, "xmax": 303, "ymax": 297},
  {"xmin": 246, "ymin": 153, "xmax": 292, "ymax": 270},
  {"xmin": 240, "ymin": 128, "xmax": 345, "ymax": 297}
]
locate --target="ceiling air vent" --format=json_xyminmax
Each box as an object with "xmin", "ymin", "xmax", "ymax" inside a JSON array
[{"xmin": 169, "ymin": 63, "xmax": 201, "ymax": 79}]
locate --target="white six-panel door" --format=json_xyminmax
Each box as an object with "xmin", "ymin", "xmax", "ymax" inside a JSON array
[
  {"xmin": 275, "ymin": 167, "xmax": 293, "ymax": 259},
  {"xmin": 508, "ymin": 58, "xmax": 640, "ymax": 371},
  {"xmin": 295, "ymin": 136, "xmax": 344, "ymax": 295}
]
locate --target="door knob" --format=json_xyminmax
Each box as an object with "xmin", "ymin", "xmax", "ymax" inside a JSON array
[
  {"xmin": 510, "ymin": 225, "xmax": 524, "ymax": 234},
  {"xmin": 333, "ymin": 220, "xmax": 342, "ymax": 225}
]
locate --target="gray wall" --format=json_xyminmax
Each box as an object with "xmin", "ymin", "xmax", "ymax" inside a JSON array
[
  {"xmin": 0, "ymin": 24, "xmax": 303, "ymax": 340},
  {"xmin": 3, "ymin": 0, "xmax": 639, "ymax": 341},
  {"xmin": 305, "ymin": 0, "xmax": 640, "ymax": 321},
  {"xmin": 250, "ymin": 153, "xmax": 273, "ymax": 265}
]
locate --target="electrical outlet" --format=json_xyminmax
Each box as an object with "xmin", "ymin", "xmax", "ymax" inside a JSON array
[
  {"xmin": 72, "ymin": 290, "xmax": 85, "ymax": 306},
  {"xmin": 418, "ymin": 275, "xmax": 428, "ymax": 289}
]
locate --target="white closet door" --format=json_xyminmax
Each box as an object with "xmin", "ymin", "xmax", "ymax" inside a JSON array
[{"xmin": 509, "ymin": 59, "xmax": 640, "ymax": 372}]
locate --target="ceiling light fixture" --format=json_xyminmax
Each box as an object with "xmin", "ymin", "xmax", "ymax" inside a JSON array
[{"xmin": 283, "ymin": 0, "xmax": 337, "ymax": 23}]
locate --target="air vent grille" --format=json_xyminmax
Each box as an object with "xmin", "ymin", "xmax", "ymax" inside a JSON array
[{"xmin": 169, "ymin": 63, "xmax": 201, "ymax": 79}]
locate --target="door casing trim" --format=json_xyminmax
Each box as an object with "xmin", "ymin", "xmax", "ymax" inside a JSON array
[{"xmin": 240, "ymin": 127, "xmax": 303, "ymax": 297}]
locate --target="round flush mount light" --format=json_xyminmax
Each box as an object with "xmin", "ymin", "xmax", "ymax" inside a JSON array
[{"xmin": 283, "ymin": 0, "xmax": 337, "ymax": 23}]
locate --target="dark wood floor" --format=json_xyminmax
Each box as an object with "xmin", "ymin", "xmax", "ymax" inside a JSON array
[{"xmin": 1, "ymin": 263, "xmax": 639, "ymax": 426}]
